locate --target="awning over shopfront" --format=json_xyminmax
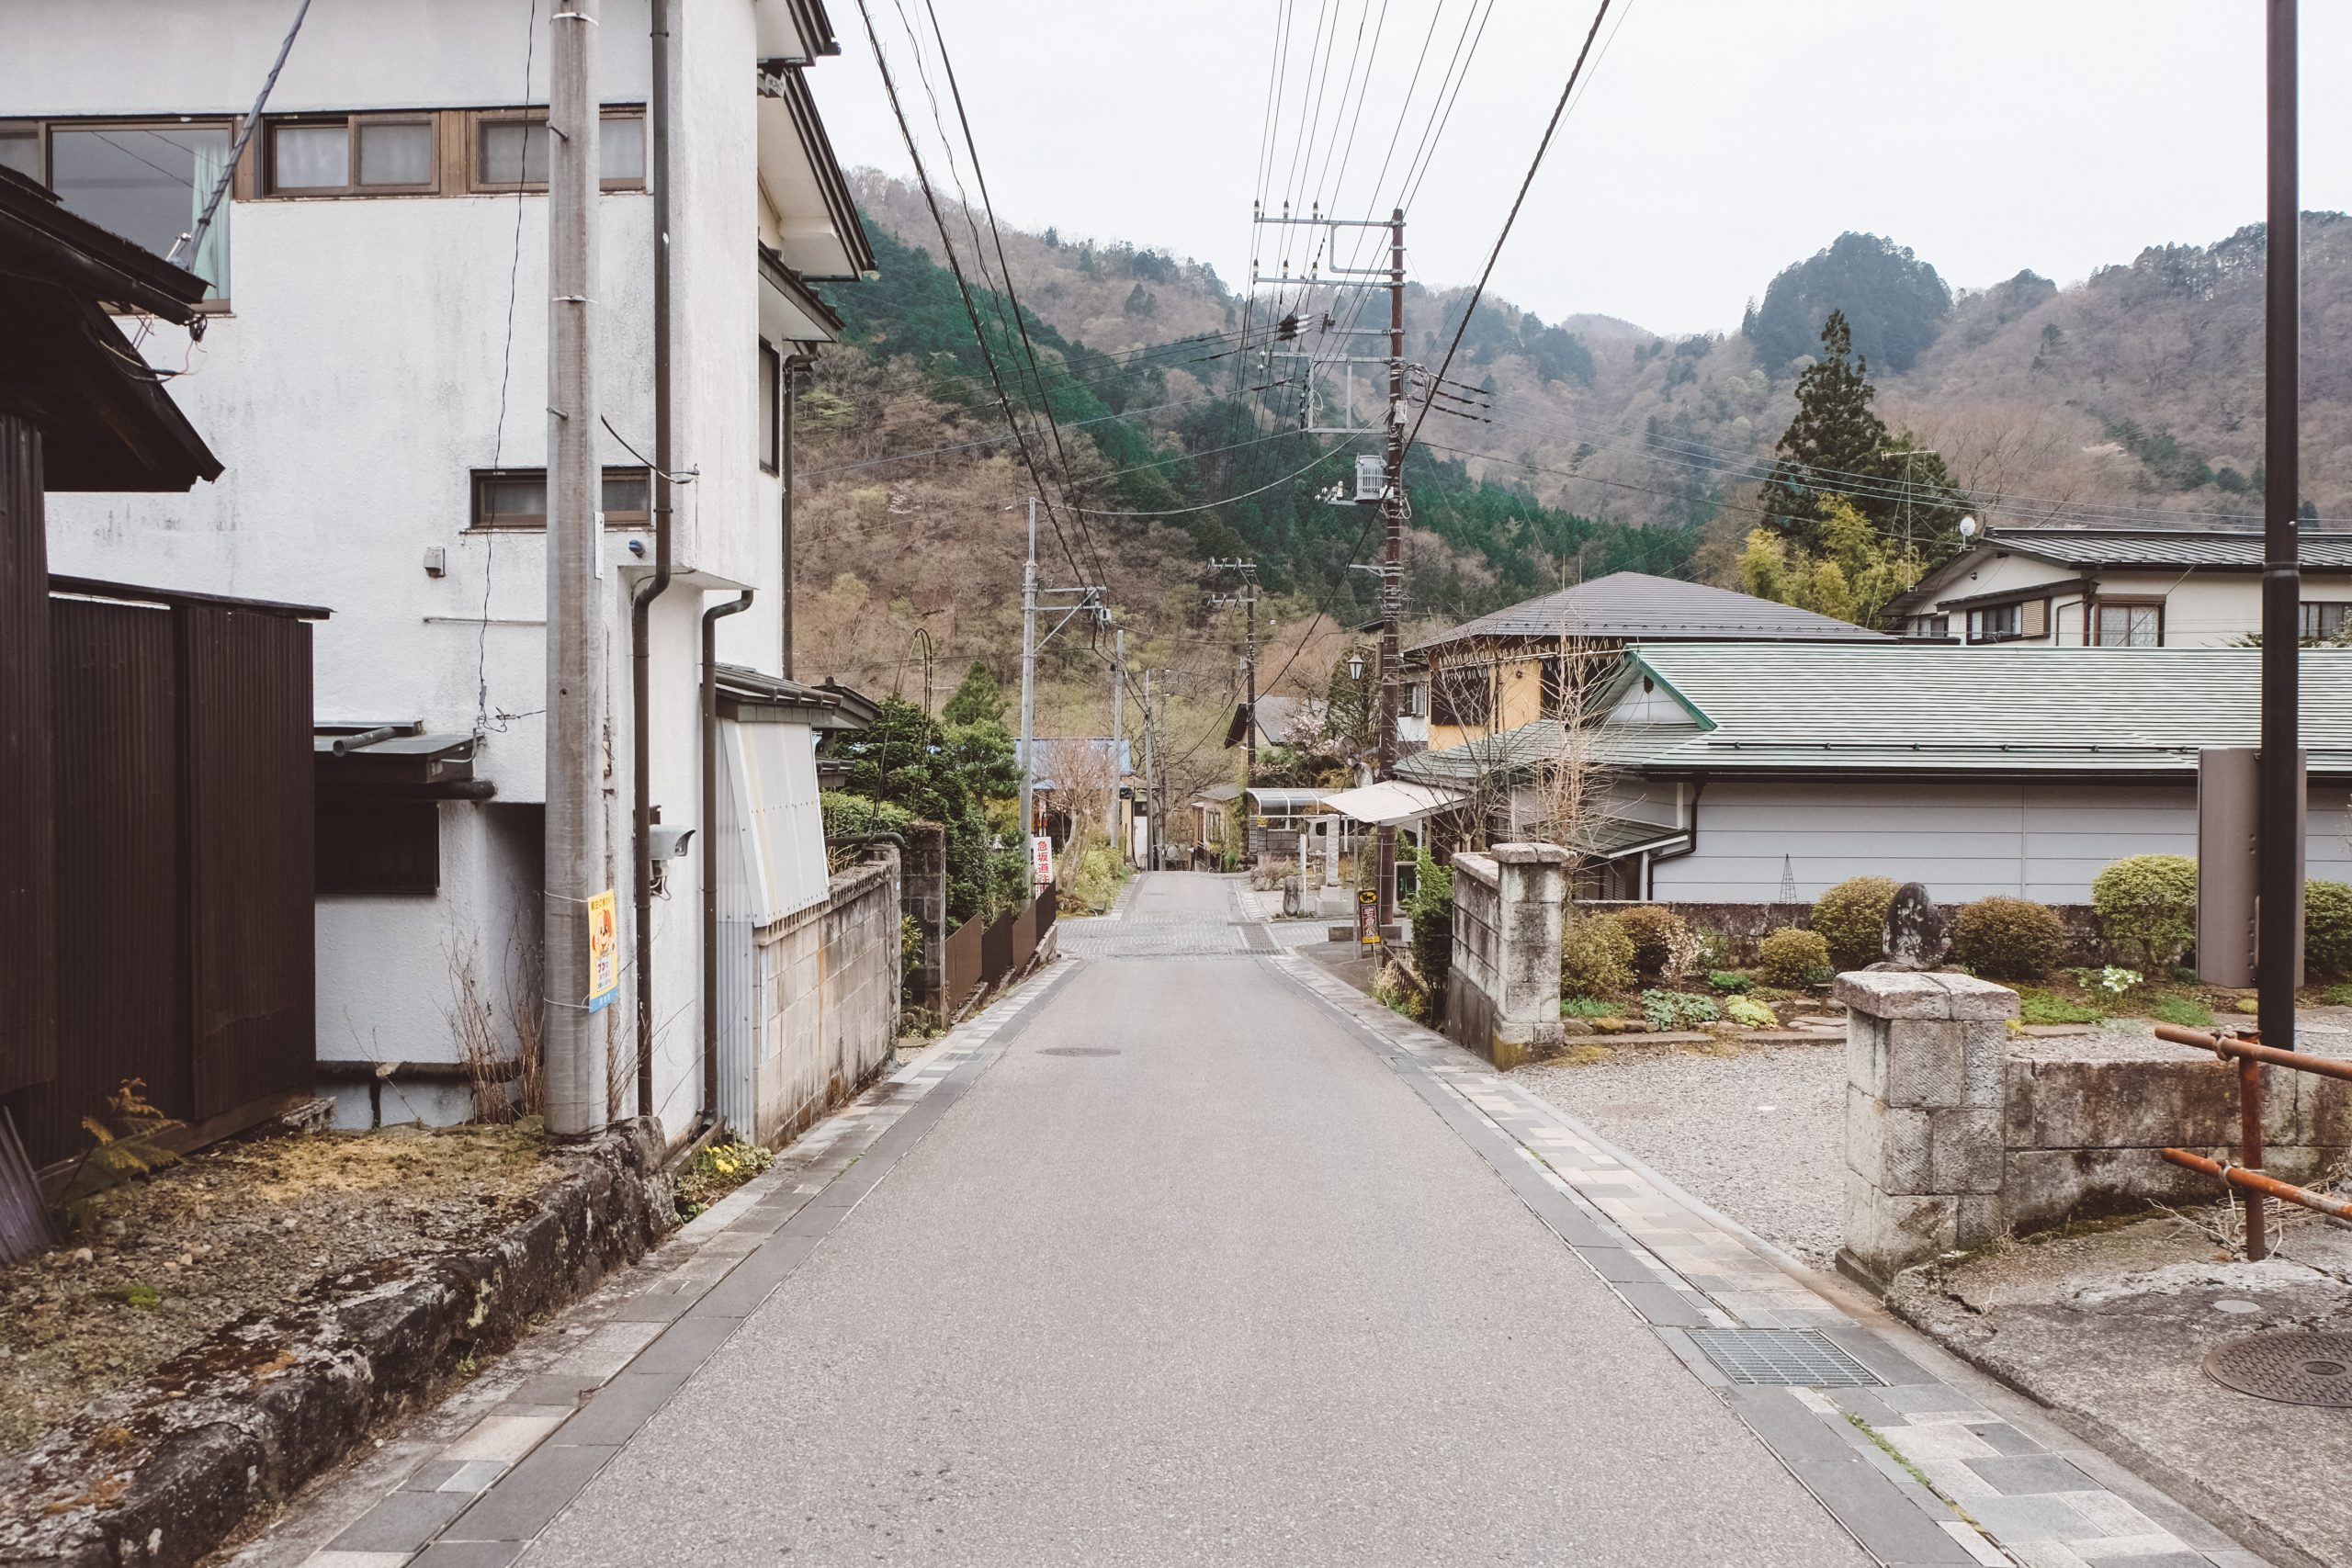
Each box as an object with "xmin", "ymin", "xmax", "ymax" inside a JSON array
[{"xmin": 1315, "ymin": 781, "xmax": 1463, "ymax": 827}]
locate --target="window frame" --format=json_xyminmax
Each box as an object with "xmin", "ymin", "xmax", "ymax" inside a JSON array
[
  {"xmin": 2090, "ymin": 598, "xmax": 2165, "ymax": 649},
  {"xmin": 263, "ymin": 111, "xmax": 440, "ymax": 197},
  {"xmin": 2301, "ymin": 601, "xmax": 2351, "ymax": 641},
  {"xmin": 758, "ymin": 339, "xmax": 782, "ymax": 474},
  {"xmin": 37, "ymin": 116, "xmax": 241, "ymax": 308},
  {"xmin": 468, "ymin": 106, "xmax": 648, "ymax": 194},
  {"xmin": 469, "ymin": 465, "xmax": 653, "ymax": 532}
]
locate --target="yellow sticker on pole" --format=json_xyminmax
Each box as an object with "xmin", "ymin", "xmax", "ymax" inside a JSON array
[{"xmin": 586, "ymin": 888, "xmax": 620, "ymax": 1012}]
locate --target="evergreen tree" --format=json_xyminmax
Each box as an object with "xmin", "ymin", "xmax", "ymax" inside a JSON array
[
  {"xmin": 1758, "ymin": 312, "xmax": 1966, "ymax": 557},
  {"xmin": 942, "ymin": 660, "xmax": 1007, "ymax": 727},
  {"xmin": 1737, "ymin": 496, "xmax": 1925, "ymax": 631}
]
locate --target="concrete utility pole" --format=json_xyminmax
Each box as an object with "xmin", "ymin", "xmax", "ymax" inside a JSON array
[
  {"xmin": 543, "ymin": 0, "xmax": 605, "ymax": 1137},
  {"xmin": 1375, "ymin": 207, "xmax": 1406, "ymax": 925},
  {"xmin": 1019, "ymin": 496, "xmax": 1037, "ymax": 848},
  {"xmin": 1208, "ymin": 559, "xmax": 1261, "ymax": 853},
  {"xmin": 2259, "ymin": 0, "xmax": 2302, "ymax": 1070},
  {"xmin": 1109, "ymin": 626, "xmax": 1124, "ymax": 851}
]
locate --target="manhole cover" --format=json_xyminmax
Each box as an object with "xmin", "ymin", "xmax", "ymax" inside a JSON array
[
  {"xmin": 1037, "ymin": 1047, "xmax": 1119, "ymax": 1058},
  {"xmin": 2204, "ymin": 1331, "xmax": 2352, "ymax": 1406},
  {"xmin": 1689, "ymin": 1328, "xmax": 1882, "ymax": 1387}
]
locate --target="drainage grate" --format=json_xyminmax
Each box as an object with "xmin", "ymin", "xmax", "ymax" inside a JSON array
[
  {"xmin": 1241, "ymin": 924, "xmax": 1277, "ymax": 953},
  {"xmin": 1690, "ymin": 1328, "xmax": 1883, "ymax": 1387},
  {"xmin": 2205, "ymin": 1331, "xmax": 2352, "ymax": 1406}
]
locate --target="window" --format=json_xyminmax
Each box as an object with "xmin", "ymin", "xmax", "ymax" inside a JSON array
[
  {"xmin": 2301, "ymin": 602, "xmax": 2351, "ymax": 641},
  {"xmin": 470, "ymin": 467, "xmax": 651, "ymax": 529},
  {"xmin": 0, "ymin": 124, "xmax": 37, "ymax": 180},
  {"xmin": 1909, "ymin": 614, "xmax": 1951, "ymax": 638},
  {"xmin": 759, "ymin": 341, "xmax": 781, "ymax": 474},
  {"xmin": 2093, "ymin": 601, "xmax": 2163, "ymax": 648},
  {"xmin": 471, "ymin": 108, "xmax": 646, "ymax": 192},
  {"xmin": 1430, "ymin": 664, "xmax": 1491, "ymax": 728},
  {"xmin": 46, "ymin": 121, "xmax": 232, "ymax": 298},
  {"xmin": 1967, "ymin": 604, "xmax": 2019, "ymax": 642},
  {"xmin": 266, "ymin": 114, "xmax": 436, "ymax": 195}
]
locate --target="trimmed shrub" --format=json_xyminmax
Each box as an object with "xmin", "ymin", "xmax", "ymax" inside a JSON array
[
  {"xmin": 1951, "ymin": 897, "xmax": 2066, "ymax": 980},
  {"xmin": 1407, "ymin": 849, "xmax": 1455, "ymax": 988},
  {"xmin": 1562, "ymin": 916, "xmax": 1635, "ymax": 996},
  {"xmin": 1810, "ymin": 876, "xmax": 1899, "ymax": 969},
  {"xmin": 1611, "ymin": 904, "xmax": 1690, "ymax": 976},
  {"xmin": 2091, "ymin": 854, "xmax": 2197, "ymax": 968},
  {"xmin": 2306, "ymin": 879, "xmax": 2352, "ymax": 981},
  {"xmin": 1707, "ymin": 969, "xmax": 1752, "ymax": 994},
  {"xmin": 1757, "ymin": 927, "xmax": 1832, "ymax": 987}
]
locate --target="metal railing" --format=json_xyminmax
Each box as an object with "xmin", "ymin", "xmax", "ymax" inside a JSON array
[{"xmin": 2155, "ymin": 1022, "xmax": 2352, "ymax": 1260}]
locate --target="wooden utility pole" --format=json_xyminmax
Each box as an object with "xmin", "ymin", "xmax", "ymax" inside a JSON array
[
  {"xmin": 1108, "ymin": 626, "xmax": 1125, "ymax": 851},
  {"xmin": 1375, "ymin": 208, "xmax": 1406, "ymax": 924},
  {"xmin": 1018, "ymin": 496, "xmax": 1037, "ymax": 845},
  {"xmin": 543, "ymin": 0, "xmax": 605, "ymax": 1136}
]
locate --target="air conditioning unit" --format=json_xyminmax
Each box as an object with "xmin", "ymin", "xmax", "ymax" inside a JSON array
[{"xmin": 1353, "ymin": 454, "xmax": 1386, "ymax": 503}]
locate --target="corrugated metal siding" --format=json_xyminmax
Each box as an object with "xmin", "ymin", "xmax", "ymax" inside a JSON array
[
  {"xmin": 730, "ymin": 721, "xmax": 828, "ymax": 924},
  {"xmin": 27, "ymin": 600, "xmax": 183, "ymax": 1168},
  {"xmin": 0, "ymin": 414, "xmax": 55, "ymax": 1099},
  {"xmin": 179, "ymin": 606, "xmax": 314, "ymax": 1120},
  {"xmin": 713, "ymin": 718, "xmax": 760, "ymax": 1135}
]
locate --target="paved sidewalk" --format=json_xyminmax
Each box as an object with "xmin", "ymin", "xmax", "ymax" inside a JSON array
[{"xmin": 1274, "ymin": 953, "xmax": 2271, "ymax": 1568}]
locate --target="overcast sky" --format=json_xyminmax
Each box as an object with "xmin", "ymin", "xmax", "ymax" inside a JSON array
[{"xmin": 815, "ymin": 1, "xmax": 2351, "ymax": 337}]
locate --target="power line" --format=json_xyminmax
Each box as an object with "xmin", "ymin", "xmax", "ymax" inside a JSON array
[{"xmin": 1069, "ymin": 446, "xmax": 1350, "ymax": 518}]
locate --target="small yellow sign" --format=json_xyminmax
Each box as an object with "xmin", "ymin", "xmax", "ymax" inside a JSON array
[{"xmin": 586, "ymin": 888, "xmax": 620, "ymax": 1012}]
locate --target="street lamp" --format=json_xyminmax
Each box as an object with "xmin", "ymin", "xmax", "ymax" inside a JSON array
[{"xmin": 1348, "ymin": 652, "xmax": 1364, "ymax": 681}]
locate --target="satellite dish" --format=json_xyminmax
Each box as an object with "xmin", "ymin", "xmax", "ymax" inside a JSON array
[{"xmin": 1958, "ymin": 515, "xmax": 1980, "ymax": 539}]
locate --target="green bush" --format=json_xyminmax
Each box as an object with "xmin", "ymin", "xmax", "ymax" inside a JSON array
[
  {"xmin": 1707, "ymin": 969, "xmax": 1752, "ymax": 994},
  {"xmin": 1562, "ymin": 916, "xmax": 1635, "ymax": 996},
  {"xmin": 1757, "ymin": 927, "xmax": 1832, "ymax": 987},
  {"xmin": 1562, "ymin": 995, "xmax": 1621, "ymax": 1020},
  {"xmin": 2306, "ymin": 879, "xmax": 2352, "ymax": 980},
  {"xmin": 2091, "ymin": 854, "xmax": 2197, "ymax": 968},
  {"xmin": 1611, "ymin": 905, "xmax": 1690, "ymax": 976},
  {"xmin": 820, "ymin": 790, "xmax": 915, "ymax": 844},
  {"xmin": 1724, "ymin": 995, "xmax": 1779, "ymax": 1029},
  {"xmin": 1066, "ymin": 847, "xmax": 1121, "ymax": 914},
  {"xmin": 1951, "ymin": 897, "xmax": 2066, "ymax": 980},
  {"xmin": 2018, "ymin": 988, "xmax": 2104, "ymax": 1026},
  {"xmin": 1407, "ymin": 848, "xmax": 1455, "ymax": 989},
  {"xmin": 1810, "ymin": 876, "xmax": 1899, "ymax": 969},
  {"xmin": 1641, "ymin": 989, "xmax": 1720, "ymax": 1030}
]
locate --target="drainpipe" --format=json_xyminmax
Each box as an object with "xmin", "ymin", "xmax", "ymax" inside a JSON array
[
  {"xmin": 1644, "ymin": 779, "xmax": 1704, "ymax": 897},
  {"xmin": 630, "ymin": 0, "xmax": 676, "ymax": 1119},
  {"xmin": 781, "ymin": 353, "xmax": 809, "ymax": 679},
  {"xmin": 701, "ymin": 589, "xmax": 754, "ymax": 1124}
]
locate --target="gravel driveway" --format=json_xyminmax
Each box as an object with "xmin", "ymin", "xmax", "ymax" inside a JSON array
[{"xmin": 1515, "ymin": 1040, "xmax": 1848, "ymax": 1266}]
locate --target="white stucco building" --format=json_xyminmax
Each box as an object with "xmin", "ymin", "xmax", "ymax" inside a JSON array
[
  {"xmin": 1888, "ymin": 526, "xmax": 2352, "ymax": 647},
  {"xmin": 1, "ymin": 0, "xmax": 873, "ymax": 1134}
]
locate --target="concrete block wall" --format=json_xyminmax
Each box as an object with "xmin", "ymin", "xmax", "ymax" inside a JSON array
[
  {"xmin": 749, "ymin": 852, "xmax": 900, "ymax": 1146},
  {"xmin": 1443, "ymin": 842, "xmax": 1570, "ymax": 1070},
  {"xmin": 1841, "ymin": 970, "xmax": 2352, "ymax": 1286}
]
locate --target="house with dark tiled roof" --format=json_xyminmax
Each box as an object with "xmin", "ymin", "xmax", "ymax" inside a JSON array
[
  {"xmin": 1887, "ymin": 526, "xmax": 2352, "ymax": 647},
  {"xmin": 1405, "ymin": 570, "xmax": 1889, "ymax": 753}
]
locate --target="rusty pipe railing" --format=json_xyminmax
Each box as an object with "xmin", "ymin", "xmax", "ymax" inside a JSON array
[{"xmin": 2154, "ymin": 1022, "xmax": 2352, "ymax": 1260}]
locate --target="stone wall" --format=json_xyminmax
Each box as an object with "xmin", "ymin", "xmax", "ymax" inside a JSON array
[
  {"xmin": 749, "ymin": 852, "xmax": 901, "ymax": 1146},
  {"xmin": 1443, "ymin": 842, "xmax": 1569, "ymax": 1069},
  {"xmin": 1839, "ymin": 970, "xmax": 2352, "ymax": 1287}
]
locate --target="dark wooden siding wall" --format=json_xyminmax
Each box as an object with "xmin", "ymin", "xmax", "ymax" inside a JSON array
[
  {"xmin": 11, "ymin": 591, "xmax": 316, "ymax": 1168},
  {"xmin": 0, "ymin": 414, "xmax": 56, "ymax": 1099},
  {"xmin": 0, "ymin": 415, "xmax": 56, "ymax": 1099}
]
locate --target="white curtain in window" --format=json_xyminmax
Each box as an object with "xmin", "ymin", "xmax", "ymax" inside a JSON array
[{"xmin": 187, "ymin": 141, "xmax": 229, "ymax": 295}]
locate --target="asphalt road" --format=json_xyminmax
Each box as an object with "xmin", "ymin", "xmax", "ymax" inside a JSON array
[{"xmin": 527, "ymin": 873, "xmax": 1863, "ymax": 1566}]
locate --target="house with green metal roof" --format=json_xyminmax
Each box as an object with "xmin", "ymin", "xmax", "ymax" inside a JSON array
[
  {"xmin": 1886, "ymin": 525, "xmax": 2352, "ymax": 647},
  {"xmin": 1395, "ymin": 643, "xmax": 2352, "ymax": 904}
]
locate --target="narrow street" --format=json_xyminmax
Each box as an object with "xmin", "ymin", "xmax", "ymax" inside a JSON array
[{"xmin": 243, "ymin": 874, "xmax": 2252, "ymax": 1568}]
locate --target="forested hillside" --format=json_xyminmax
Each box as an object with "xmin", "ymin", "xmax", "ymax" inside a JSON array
[{"xmin": 791, "ymin": 174, "xmax": 2349, "ymax": 797}]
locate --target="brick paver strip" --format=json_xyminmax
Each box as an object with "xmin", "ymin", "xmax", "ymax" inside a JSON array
[{"xmin": 1265, "ymin": 952, "xmax": 2266, "ymax": 1568}]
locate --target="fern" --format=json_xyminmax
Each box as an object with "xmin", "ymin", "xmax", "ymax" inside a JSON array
[{"xmin": 60, "ymin": 1078, "xmax": 183, "ymax": 1234}]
